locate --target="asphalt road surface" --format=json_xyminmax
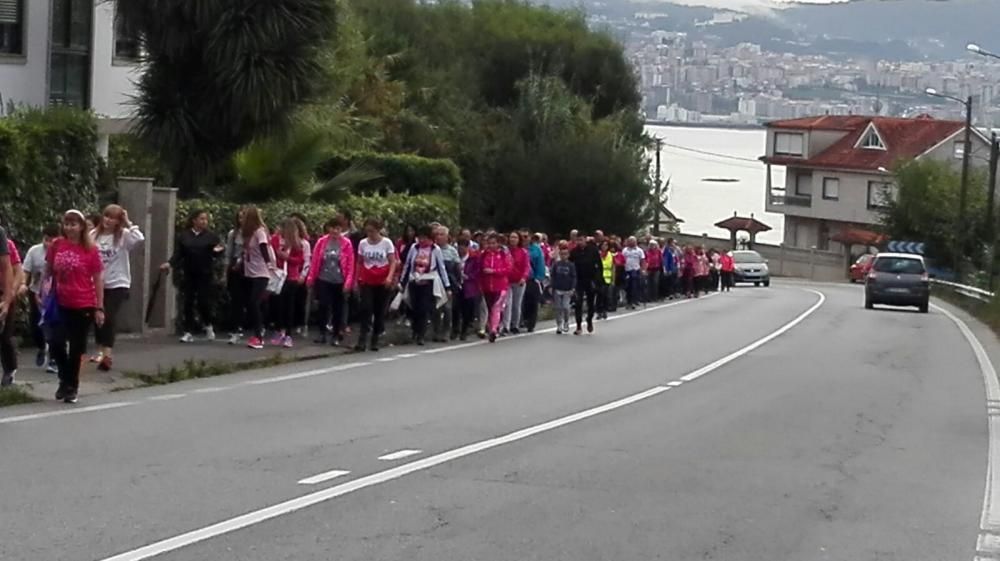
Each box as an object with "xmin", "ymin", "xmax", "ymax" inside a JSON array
[{"xmin": 1, "ymin": 281, "xmax": 997, "ymax": 561}]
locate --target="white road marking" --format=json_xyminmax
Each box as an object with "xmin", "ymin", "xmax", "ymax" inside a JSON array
[
  {"xmin": 667, "ymin": 381, "xmax": 683, "ymax": 387},
  {"xmin": 377, "ymin": 449, "xmax": 423, "ymax": 461},
  {"xmin": 0, "ymin": 402, "xmax": 136, "ymax": 425},
  {"xmin": 192, "ymin": 387, "xmax": 229, "ymax": 394},
  {"xmin": 147, "ymin": 394, "xmax": 186, "ymax": 401},
  {"xmin": 680, "ymin": 289, "xmax": 825, "ymax": 383},
  {"xmin": 375, "ymin": 357, "xmax": 397, "ymax": 362},
  {"xmin": 931, "ymin": 303, "xmax": 1000, "ymax": 557},
  {"xmin": 95, "ymin": 289, "xmax": 820, "ymax": 561},
  {"xmin": 297, "ymin": 470, "xmax": 351, "ymax": 486},
  {"xmin": 397, "ymin": 353, "xmax": 418, "ymax": 358},
  {"xmin": 246, "ymin": 362, "xmax": 370, "ymax": 386}
]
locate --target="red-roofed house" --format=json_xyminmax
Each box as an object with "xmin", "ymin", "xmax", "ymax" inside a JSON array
[{"xmin": 761, "ymin": 115, "xmax": 992, "ymax": 253}]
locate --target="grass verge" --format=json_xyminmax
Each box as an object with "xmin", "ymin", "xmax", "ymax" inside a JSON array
[
  {"xmin": 122, "ymin": 353, "xmax": 325, "ymax": 387},
  {"xmin": 0, "ymin": 385, "xmax": 41, "ymax": 407}
]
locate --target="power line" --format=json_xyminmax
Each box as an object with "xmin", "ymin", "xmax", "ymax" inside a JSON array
[{"xmin": 656, "ymin": 141, "xmax": 762, "ymax": 163}]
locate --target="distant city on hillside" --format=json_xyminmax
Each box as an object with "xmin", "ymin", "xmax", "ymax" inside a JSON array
[{"xmin": 548, "ymin": 0, "xmax": 1000, "ymax": 127}]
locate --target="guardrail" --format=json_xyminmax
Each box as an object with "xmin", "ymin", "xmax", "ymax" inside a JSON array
[{"xmin": 932, "ymin": 279, "xmax": 995, "ymax": 302}]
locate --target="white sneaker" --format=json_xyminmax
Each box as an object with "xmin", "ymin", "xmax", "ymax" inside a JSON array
[
  {"xmin": 204, "ymin": 327, "xmax": 216, "ymax": 341},
  {"xmin": 179, "ymin": 333, "xmax": 195, "ymax": 343},
  {"xmin": 228, "ymin": 333, "xmax": 240, "ymax": 345}
]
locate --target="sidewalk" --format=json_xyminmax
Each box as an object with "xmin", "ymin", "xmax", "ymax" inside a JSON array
[{"xmin": 11, "ymin": 328, "xmax": 401, "ymax": 400}]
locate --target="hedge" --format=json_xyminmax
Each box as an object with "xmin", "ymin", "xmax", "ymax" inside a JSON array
[
  {"xmin": 317, "ymin": 152, "xmax": 462, "ymax": 198},
  {"xmin": 176, "ymin": 193, "xmax": 460, "ymax": 239},
  {"xmin": 0, "ymin": 107, "xmax": 101, "ymax": 247}
]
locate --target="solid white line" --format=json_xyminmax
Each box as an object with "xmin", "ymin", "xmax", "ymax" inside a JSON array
[
  {"xmin": 375, "ymin": 357, "xmax": 398, "ymax": 362},
  {"xmin": 147, "ymin": 394, "xmax": 186, "ymax": 402},
  {"xmin": 245, "ymin": 362, "xmax": 370, "ymax": 386},
  {"xmin": 377, "ymin": 449, "xmax": 423, "ymax": 461},
  {"xmin": 95, "ymin": 289, "xmax": 817, "ymax": 561},
  {"xmin": 680, "ymin": 289, "xmax": 825, "ymax": 383},
  {"xmin": 397, "ymin": 353, "xmax": 418, "ymax": 359},
  {"xmin": 931, "ymin": 303, "xmax": 1000, "ymax": 555},
  {"xmin": 97, "ymin": 386, "xmax": 670, "ymax": 561},
  {"xmin": 0, "ymin": 402, "xmax": 136, "ymax": 425},
  {"xmin": 297, "ymin": 470, "xmax": 351, "ymax": 486}
]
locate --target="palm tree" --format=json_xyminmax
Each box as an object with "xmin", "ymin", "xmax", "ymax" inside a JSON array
[{"xmin": 115, "ymin": 0, "xmax": 338, "ymax": 196}]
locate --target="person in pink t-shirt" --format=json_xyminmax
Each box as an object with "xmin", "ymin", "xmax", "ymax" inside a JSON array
[
  {"xmin": 46, "ymin": 210, "xmax": 104, "ymax": 403},
  {"xmin": 0, "ymin": 237, "xmax": 22, "ymax": 387}
]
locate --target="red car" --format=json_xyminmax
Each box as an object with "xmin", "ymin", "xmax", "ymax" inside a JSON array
[{"xmin": 849, "ymin": 254, "xmax": 875, "ymax": 283}]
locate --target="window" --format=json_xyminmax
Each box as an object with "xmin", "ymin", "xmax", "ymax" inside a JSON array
[
  {"xmin": 795, "ymin": 173, "xmax": 812, "ymax": 196},
  {"xmin": 954, "ymin": 140, "xmax": 967, "ymax": 159},
  {"xmin": 822, "ymin": 177, "xmax": 839, "ymax": 200},
  {"xmin": 113, "ymin": 11, "xmax": 141, "ymax": 61},
  {"xmin": 817, "ymin": 221, "xmax": 830, "ymax": 251},
  {"xmin": 867, "ymin": 181, "xmax": 894, "ymax": 209},
  {"xmin": 873, "ymin": 256, "xmax": 925, "ymax": 275},
  {"xmin": 774, "ymin": 132, "xmax": 804, "ymax": 156},
  {"xmin": 49, "ymin": 0, "xmax": 92, "ymax": 108},
  {"xmin": 859, "ymin": 126, "xmax": 886, "ymax": 150},
  {"xmin": 0, "ymin": 0, "xmax": 24, "ymax": 56}
]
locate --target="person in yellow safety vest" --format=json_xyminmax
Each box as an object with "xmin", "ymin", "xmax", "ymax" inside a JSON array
[{"xmin": 597, "ymin": 240, "xmax": 616, "ymax": 320}]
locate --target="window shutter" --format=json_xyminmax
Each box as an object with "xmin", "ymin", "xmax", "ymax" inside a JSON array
[{"xmin": 0, "ymin": 0, "xmax": 18, "ymax": 24}]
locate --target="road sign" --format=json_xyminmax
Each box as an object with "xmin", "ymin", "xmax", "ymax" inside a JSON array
[{"xmin": 887, "ymin": 240, "xmax": 926, "ymax": 254}]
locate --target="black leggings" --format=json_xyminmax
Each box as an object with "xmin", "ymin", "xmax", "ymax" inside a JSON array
[
  {"xmin": 277, "ymin": 281, "xmax": 306, "ymax": 332},
  {"xmin": 51, "ymin": 307, "xmax": 93, "ymax": 392},
  {"xmin": 359, "ymin": 284, "xmax": 390, "ymax": 341},
  {"xmin": 182, "ymin": 272, "xmax": 215, "ymax": 333},
  {"xmin": 574, "ymin": 285, "xmax": 597, "ymax": 328},
  {"xmin": 522, "ymin": 279, "xmax": 542, "ymax": 331},
  {"xmin": 227, "ymin": 271, "xmax": 248, "ymax": 333},
  {"xmin": 28, "ymin": 294, "xmax": 45, "ymax": 352},
  {"xmin": 95, "ymin": 287, "xmax": 129, "ymax": 348},
  {"xmin": 315, "ymin": 280, "xmax": 345, "ymax": 337},
  {"xmin": 408, "ymin": 282, "xmax": 435, "ymax": 340},
  {"xmin": 1, "ymin": 298, "xmax": 17, "ymax": 375},
  {"xmin": 246, "ymin": 277, "xmax": 269, "ymax": 337}
]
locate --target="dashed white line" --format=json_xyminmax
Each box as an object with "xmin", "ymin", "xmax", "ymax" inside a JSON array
[
  {"xmin": 297, "ymin": 469, "xmax": 351, "ymax": 486},
  {"xmin": 377, "ymin": 449, "xmax": 423, "ymax": 461},
  {"xmin": 375, "ymin": 357, "xmax": 398, "ymax": 363},
  {"xmin": 667, "ymin": 381, "xmax": 683, "ymax": 387},
  {"xmin": 396, "ymin": 353, "xmax": 418, "ymax": 359},
  {"xmin": 147, "ymin": 394, "xmax": 186, "ymax": 401},
  {"xmin": 192, "ymin": 387, "xmax": 230, "ymax": 394}
]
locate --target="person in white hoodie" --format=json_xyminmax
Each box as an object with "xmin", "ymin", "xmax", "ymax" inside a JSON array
[{"xmin": 91, "ymin": 204, "xmax": 144, "ymax": 371}]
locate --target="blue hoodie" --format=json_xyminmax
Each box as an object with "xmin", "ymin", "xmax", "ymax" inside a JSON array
[
  {"xmin": 528, "ymin": 243, "xmax": 546, "ymax": 281},
  {"xmin": 663, "ymin": 247, "xmax": 678, "ymax": 274}
]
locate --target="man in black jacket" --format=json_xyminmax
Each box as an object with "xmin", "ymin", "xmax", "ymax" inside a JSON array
[{"xmin": 569, "ymin": 234, "xmax": 601, "ymax": 335}]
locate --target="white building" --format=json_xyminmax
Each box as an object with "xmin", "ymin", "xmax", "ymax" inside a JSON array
[{"xmin": 0, "ymin": 0, "xmax": 140, "ymax": 149}]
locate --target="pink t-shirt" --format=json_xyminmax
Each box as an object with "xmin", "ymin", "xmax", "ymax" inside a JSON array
[
  {"xmin": 47, "ymin": 238, "xmax": 102, "ymax": 309},
  {"xmin": 242, "ymin": 228, "xmax": 273, "ymax": 279}
]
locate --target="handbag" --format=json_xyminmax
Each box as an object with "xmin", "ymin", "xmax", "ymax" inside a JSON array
[
  {"xmin": 389, "ymin": 290, "xmax": 404, "ymax": 312},
  {"xmin": 266, "ymin": 263, "xmax": 288, "ymax": 295},
  {"xmin": 41, "ymin": 279, "xmax": 60, "ymax": 328}
]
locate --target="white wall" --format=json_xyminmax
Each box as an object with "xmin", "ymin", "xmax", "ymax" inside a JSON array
[
  {"xmin": 90, "ymin": 0, "xmax": 139, "ymax": 118},
  {"xmin": 0, "ymin": 0, "xmax": 51, "ymax": 111}
]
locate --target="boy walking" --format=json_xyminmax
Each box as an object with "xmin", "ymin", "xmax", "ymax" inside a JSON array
[{"xmin": 550, "ymin": 242, "xmax": 576, "ymax": 334}]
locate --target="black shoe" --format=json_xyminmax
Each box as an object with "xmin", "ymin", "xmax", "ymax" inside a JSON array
[
  {"xmin": 63, "ymin": 392, "xmax": 78, "ymax": 404},
  {"xmin": 488, "ymin": 332, "xmax": 497, "ymax": 343},
  {"xmin": 35, "ymin": 349, "xmax": 46, "ymax": 368},
  {"xmin": 510, "ymin": 327, "xmax": 520, "ymax": 335},
  {"xmin": 330, "ymin": 336, "xmax": 342, "ymax": 347},
  {"xmin": 416, "ymin": 338, "xmax": 425, "ymax": 346},
  {"xmin": 369, "ymin": 337, "xmax": 379, "ymax": 352},
  {"xmin": 55, "ymin": 385, "xmax": 68, "ymax": 401},
  {"xmin": 574, "ymin": 328, "xmax": 582, "ymax": 336},
  {"xmin": 587, "ymin": 321, "xmax": 594, "ymax": 334}
]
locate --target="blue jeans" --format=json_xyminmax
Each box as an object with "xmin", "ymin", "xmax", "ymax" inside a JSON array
[{"xmin": 625, "ymin": 271, "xmax": 642, "ymax": 307}]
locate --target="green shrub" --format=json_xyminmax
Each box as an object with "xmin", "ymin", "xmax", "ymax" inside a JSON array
[
  {"xmin": 317, "ymin": 152, "xmax": 462, "ymax": 198},
  {"xmin": 0, "ymin": 107, "xmax": 101, "ymax": 246},
  {"xmin": 108, "ymin": 133, "xmax": 170, "ymax": 185}
]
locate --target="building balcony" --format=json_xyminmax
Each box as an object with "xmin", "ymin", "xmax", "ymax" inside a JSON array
[{"xmin": 767, "ymin": 191, "xmax": 812, "ymax": 208}]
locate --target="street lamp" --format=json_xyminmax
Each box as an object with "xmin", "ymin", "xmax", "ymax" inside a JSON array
[
  {"xmin": 968, "ymin": 43, "xmax": 1000, "ymax": 61},
  {"xmin": 925, "ymin": 87, "xmax": 974, "ymax": 281}
]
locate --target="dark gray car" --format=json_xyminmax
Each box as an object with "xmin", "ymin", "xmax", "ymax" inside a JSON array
[{"xmin": 864, "ymin": 253, "xmax": 930, "ymax": 313}]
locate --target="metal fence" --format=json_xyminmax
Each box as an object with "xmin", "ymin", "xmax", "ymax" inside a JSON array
[{"xmin": 931, "ymin": 279, "xmax": 994, "ymax": 302}]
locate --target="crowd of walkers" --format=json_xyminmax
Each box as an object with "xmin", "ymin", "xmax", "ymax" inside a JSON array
[{"xmin": 0, "ymin": 205, "xmax": 744, "ymax": 405}]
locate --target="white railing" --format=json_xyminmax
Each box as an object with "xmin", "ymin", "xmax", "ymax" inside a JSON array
[{"xmin": 932, "ymin": 279, "xmax": 995, "ymax": 302}]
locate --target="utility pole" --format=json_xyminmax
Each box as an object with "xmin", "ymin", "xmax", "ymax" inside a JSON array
[
  {"xmin": 956, "ymin": 95, "xmax": 973, "ymax": 281},
  {"xmin": 989, "ymin": 133, "xmax": 999, "ymax": 291},
  {"xmin": 652, "ymin": 137, "xmax": 663, "ymax": 237}
]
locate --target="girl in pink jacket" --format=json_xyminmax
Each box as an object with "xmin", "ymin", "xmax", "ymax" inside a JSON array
[
  {"xmin": 307, "ymin": 217, "xmax": 355, "ymax": 345},
  {"xmin": 478, "ymin": 234, "xmax": 511, "ymax": 343},
  {"xmin": 502, "ymin": 231, "xmax": 530, "ymax": 334}
]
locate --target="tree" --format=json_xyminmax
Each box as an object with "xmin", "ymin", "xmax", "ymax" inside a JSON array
[
  {"xmin": 880, "ymin": 159, "xmax": 988, "ymax": 271},
  {"xmin": 116, "ymin": 0, "xmax": 338, "ymax": 195}
]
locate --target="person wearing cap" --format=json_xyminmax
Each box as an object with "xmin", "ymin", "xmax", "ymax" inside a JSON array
[{"xmin": 45, "ymin": 210, "xmax": 105, "ymax": 403}]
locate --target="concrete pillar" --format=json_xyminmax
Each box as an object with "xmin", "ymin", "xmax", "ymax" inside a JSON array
[
  {"xmin": 148, "ymin": 187, "xmax": 178, "ymax": 332},
  {"xmin": 116, "ymin": 177, "xmax": 153, "ymax": 334},
  {"xmin": 96, "ymin": 133, "xmax": 110, "ymax": 161}
]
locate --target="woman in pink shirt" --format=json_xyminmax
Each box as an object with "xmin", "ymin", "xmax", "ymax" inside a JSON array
[
  {"xmin": 240, "ymin": 207, "xmax": 276, "ymax": 350},
  {"xmin": 272, "ymin": 218, "xmax": 312, "ymax": 348},
  {"xmin": 501, "ymin": 231, "xmax": 530, "ymax": 335},
  {"xmin": 46, "ymin": 210, "xmax": 104, "ymax": 403},
  {"xmin": 478, "ymin": 233, "xmax": 512, "ymax": 343}
]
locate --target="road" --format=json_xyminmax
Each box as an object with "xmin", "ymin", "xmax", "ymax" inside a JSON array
[{"xmin": 0, "ymin": 282, "xmax": 995, "ymax": 560}]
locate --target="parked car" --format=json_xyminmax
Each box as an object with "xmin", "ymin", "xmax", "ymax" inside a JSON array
[
  {"xmin": 849, "ymin": 254, "xmax": 875, "ymax": 283},
  {"xmin": 732, "ymin": 250, "xmax": 770, "ymax": 287},
  {"xmin": 864, "ymin": 253, "xmax": 930, "ymax": 313}
]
